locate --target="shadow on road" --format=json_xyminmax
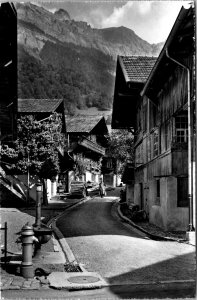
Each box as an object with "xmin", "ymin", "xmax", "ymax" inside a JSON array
[{"xmin": 107, "ymin": 252, "xmax": 196, "ymax": 298}]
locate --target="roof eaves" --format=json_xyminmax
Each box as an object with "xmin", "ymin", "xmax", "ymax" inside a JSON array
[
  {"xmin": 118, "ymin": 55, "xmax": 131, "ymax": 85},
  {"xmin": 140, "ymin": 5, "xmax": 192, "ymax": 97},
  {"xmin": 51, "ymin": 99, "xmax": 63, "ymax": 112}
]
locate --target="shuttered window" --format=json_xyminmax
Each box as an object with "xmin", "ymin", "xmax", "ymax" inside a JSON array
[
  {"xmin": 177, "ymin": 177, "xmax": 188, "ymax": 207},
  {"xmin": 155, "ymin": 179, "xmax": 160, "ymax": 206}
]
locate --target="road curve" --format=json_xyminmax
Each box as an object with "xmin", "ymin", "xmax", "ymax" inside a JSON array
[{"xmin": 56, "ymin": 196, "xmax": 195, "ymax": 286}]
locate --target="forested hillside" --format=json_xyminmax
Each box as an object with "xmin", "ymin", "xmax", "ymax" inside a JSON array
[
  {"xmin": 18, "ymin": 43, "xmax": 115, "ymax": 114},
  {"xmin": 17, "ymin": 2, "xmax": 163, "ymax": 114}
]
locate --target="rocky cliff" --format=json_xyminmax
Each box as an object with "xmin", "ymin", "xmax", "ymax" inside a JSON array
[{"xmin": 17, "ymin": 2, "xmax": 163, "ymax": 59}]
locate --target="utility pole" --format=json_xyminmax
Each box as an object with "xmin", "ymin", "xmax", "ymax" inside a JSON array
[
  {"xmin": 194, "ymin": 2, "xmax": 197, "ymax": 297},
  {"xmin": 26, "ymin": 150, "xmax": 30, "ymax": 203}
]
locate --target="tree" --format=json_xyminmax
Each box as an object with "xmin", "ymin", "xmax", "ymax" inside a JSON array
[
  {"xmin": 0, "ymin": 113, "xmax": 67, "ymax": 204},
  {"xmin": 106, "ymin": 129, "xmax": 134, "ymax": 175}
]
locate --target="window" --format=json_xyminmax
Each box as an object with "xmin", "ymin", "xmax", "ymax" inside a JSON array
[
  {"xmin": 149, "ymin": 101, "xmax": 157, "ymax": 130},
  {"xmin": 153, "ymin": 130, "xmax": 159, "ymax": 157},
  {"xmin": 135, "ymin": 143, "xmax": 143, "ymax": 167},
  {"xmin": 175, "ymin": 115, "xmax": 188, "ymax": 143},
  {"xmin": 91, "ymin": 174, "xmax": 96, "ymax": 182},
  {"xmin": 155, "ymin": 179, "xmax": 160, "ymax": 206},
  {"xmin": 165, "ymin": 122, "xmax": 171, "ymax": 150},
  {"xmin": 156, "ymin": 180, "xmax": 160, "ymax": 197},
  {"xmin": 177, "ymin": 177, "xmax": 188, "ymax": 207},
  {"xmin": 106, "ymin": 159, "xmax": 113, "ymax": 169},
  {"xmin": 137, "ymin": 107, "xmax": 142, "ymax": 132},
  {"xmin": 143, "ymin": 103, "xmax": 147, "ymax": 132},
  {"xmin": 147, "ymin": 135, "xmax": 151, "ymax": 161}
]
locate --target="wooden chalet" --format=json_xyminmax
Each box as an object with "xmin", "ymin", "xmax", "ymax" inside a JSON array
[
  {"xmin": 112, "ymin": 5, "xmax": 195, "ymax": 232},
  {"xmin": 18, "ymin": 98, "xmax": 65, "ymax": 124},
  {"xmin": 112, "ymin": 56, "xmax": 157, "ymax": 129},
  {"xmin": 66, "ymin": 115, "xmax": 108, "ymax": 184},
  {"xmin": 0, "ymin": 3, "xmax": 17, "ymax": 141},
  {"xmin": 112, "ymin": 56, "xmax": 157, "ymax": 204}
]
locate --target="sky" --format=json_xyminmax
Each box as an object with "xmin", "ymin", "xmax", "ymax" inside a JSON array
[{"xmin": 34, "ymin": 0, "xmax": 191, "ymax": 44}]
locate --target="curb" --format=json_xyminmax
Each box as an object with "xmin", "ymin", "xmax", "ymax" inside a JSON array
[
  {"xmin": 52, "ymin": 223, "xmax": 77, "ymax": 264},
  {"xmin": 47, "ymin": 197, "xmax": 90, "ymax": 226},
  {"xmin": 117, "ymin": 203, "xmax": 184, "ymax": 242},
  {"xmin": 51, "ymin": 197, "xmax": 91, "ymax": 266}
]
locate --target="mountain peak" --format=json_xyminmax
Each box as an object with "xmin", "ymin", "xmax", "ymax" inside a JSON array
[{"xmin": 54, "ymin": 8, "xmax": 71, "ymax": 21}]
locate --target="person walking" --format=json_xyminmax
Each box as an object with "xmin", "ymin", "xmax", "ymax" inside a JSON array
[{"xmin": 99, "ymin": 178, "xmax": 106, "ymax": 198}]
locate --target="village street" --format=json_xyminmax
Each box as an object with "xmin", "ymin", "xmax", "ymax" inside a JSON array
[{"xmin": 56, "ymin": 195, "xmax": 196, "ymax": 286}]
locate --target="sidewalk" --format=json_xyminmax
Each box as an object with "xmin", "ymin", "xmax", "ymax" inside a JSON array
[
  {"xmin": 0, "ymin": 195, "xmax": 87, "ymax": 290},
  {"xmin": 118, "ymin": 202, "xmax": 196, "ymax": 245}
]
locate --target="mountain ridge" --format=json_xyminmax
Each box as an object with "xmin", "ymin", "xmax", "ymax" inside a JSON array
[
  {"xmin": 16, "ymin": 2, "xmax": 163, "ymax": 59},
  {"xmin": 16, "ymin": 2, "xmax": 163, "ymax": 114}
]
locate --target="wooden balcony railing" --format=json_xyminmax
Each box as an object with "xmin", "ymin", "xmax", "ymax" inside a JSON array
[{"xmin": 79, "ymin": 137, "xmax": 105, "ymax": 156}]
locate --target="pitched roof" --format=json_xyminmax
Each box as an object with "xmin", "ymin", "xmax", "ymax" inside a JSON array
[
  {"xmin": 18, "ymin": 99, "xmax": 63, "ymax": 113},
  {"xmin": 66, "ymin": 115, "xmax": 106, "ymax": 133},
  {"xmin": 119, "ymin": 56, "xmax": 157, "ymax": 84}
]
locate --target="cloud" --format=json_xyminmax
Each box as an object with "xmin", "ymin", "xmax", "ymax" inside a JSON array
[
  {"xmin": 101, "ymin": 2, "xmax": 134, "ymax": 28},
  {"xmin": 137, "ymin": 1, "xmax": 152, "ymax": 15},
  {"xmin": 98, "ymin": 1, "xmax": 187, "ymax": 43},
  {"xmin": 40, "ymin": 0, "xmax": 191, "ymax": 44}
]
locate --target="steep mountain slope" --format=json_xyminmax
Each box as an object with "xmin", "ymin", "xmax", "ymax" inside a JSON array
[
  {"xmin": 16, "ymin": 2, "xmax": 163, "ymax": 113},
  {"xmin": 54, "ymin": 9, "xmax": 71, "ymax": 21}
]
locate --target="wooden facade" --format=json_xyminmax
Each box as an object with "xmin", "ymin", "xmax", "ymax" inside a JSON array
[
  {"xmin": 66, "ymin": 115, "xmax": 108, "ymax": 183},
  {"xmin": 112, "ymin": 5, "xmax": 195, "ymax": 231},
  {"xmin": 135, "ymin": 6, "xmax": 194, "ymax": 231}
]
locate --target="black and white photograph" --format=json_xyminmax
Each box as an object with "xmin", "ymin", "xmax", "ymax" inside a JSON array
[{"xmin": 0, "ymin": 0, "xmax": 196, "ymax": 299}]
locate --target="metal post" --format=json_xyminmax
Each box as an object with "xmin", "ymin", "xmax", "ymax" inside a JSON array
[
  {"xmin": 20, "ymin": 223, "xmax": 35, "ymax": 279},
  {"xmin": 35, "ymin": 181, "xmax": 42, "ymax": 228},
  {"xmin": 26, "ymin": 151, "xmax": 30, "ymax": 203},
  {"xmin": 194, "ymin": 2, "xmax": 197, "ymax": 286},
  {"xmin": 4, "ymin": 222, "xmax": 7, "ymax": 266}
]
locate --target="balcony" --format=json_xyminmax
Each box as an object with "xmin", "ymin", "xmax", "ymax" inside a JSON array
[{"xmin": 79, "ymin": 137, "xmax": 105, "ymax": 156}]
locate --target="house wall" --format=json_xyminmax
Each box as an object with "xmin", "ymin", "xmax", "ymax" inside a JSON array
[
  {"xmin": 148, "ymin": 177, "xmax": 188, "ymax": 231},
  {"xmin": 103, "ymin": 173, "xmax": 115, "ymax": 187},
  {"xmin": 46, "ymin": 179, "xmax": 52, "ymax": 200},
  {"xmin": 85, "ymin": 171, "xmax": 92, "ymax": 182},
  {"xmin": 68, "ymin": 170, "xmax": 75, "ymax": 192},
  {"xmin": 134, "ymin": 59, "xmax": 194, "ymax": 231},
  {"xmin": 126, "ymin": 184, "xmax": 134, "ymax": 207},
  {"xmin": 116, "ymin": 175, "xmax": 122, "ymax": 186},
  {"xmin": 51, "ymin": 181, "xmax": 56, "ymax": 197},
  {"xmin": 134, "ymin": 149, "xmax": 190, "ymax": 231},
  {"xmin": 95, "ymin": 174, "xmax": 99, "ymax": 183},
  {"xmin": 134, "ymin": 183, "xmax": 142, "ymax": 207},
  {"xmin": 134, "ymin": 174, "xmax": 189, "ymax": 231}
]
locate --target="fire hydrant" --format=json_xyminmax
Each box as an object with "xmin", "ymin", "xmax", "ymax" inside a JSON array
[{"xmin": 20, "ymin": 223, "xmax": 38, "ymax": 279}]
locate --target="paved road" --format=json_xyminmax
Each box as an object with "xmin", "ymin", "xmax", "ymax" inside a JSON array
[
  {"xmin": 2, "ymin": 283, "xmax": 196, "ymax": 299},
  {"xmin": 56, "ymin": 196, "xmax": 195, "ymax": 287}
]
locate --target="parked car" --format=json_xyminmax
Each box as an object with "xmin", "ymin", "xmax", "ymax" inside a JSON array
[
  {"xmin": 70, "ymin": 181, "xmax": 87, "ymax": 197},
  {"xmin": 86, "ymin": 181, "xmax": 99, "ymax": 193}
]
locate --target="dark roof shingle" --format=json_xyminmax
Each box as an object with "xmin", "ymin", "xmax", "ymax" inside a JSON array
[
  {"xmin": 66, "ymin": 115, "xmax": 105, "ymax": 133},
  {"xmin": 18, "ymin": 99, "xmax": 63, "ymax": 113},
  {"xmin": 119, "ymin": 56, "xmax": 157, "ymax": 83}
]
